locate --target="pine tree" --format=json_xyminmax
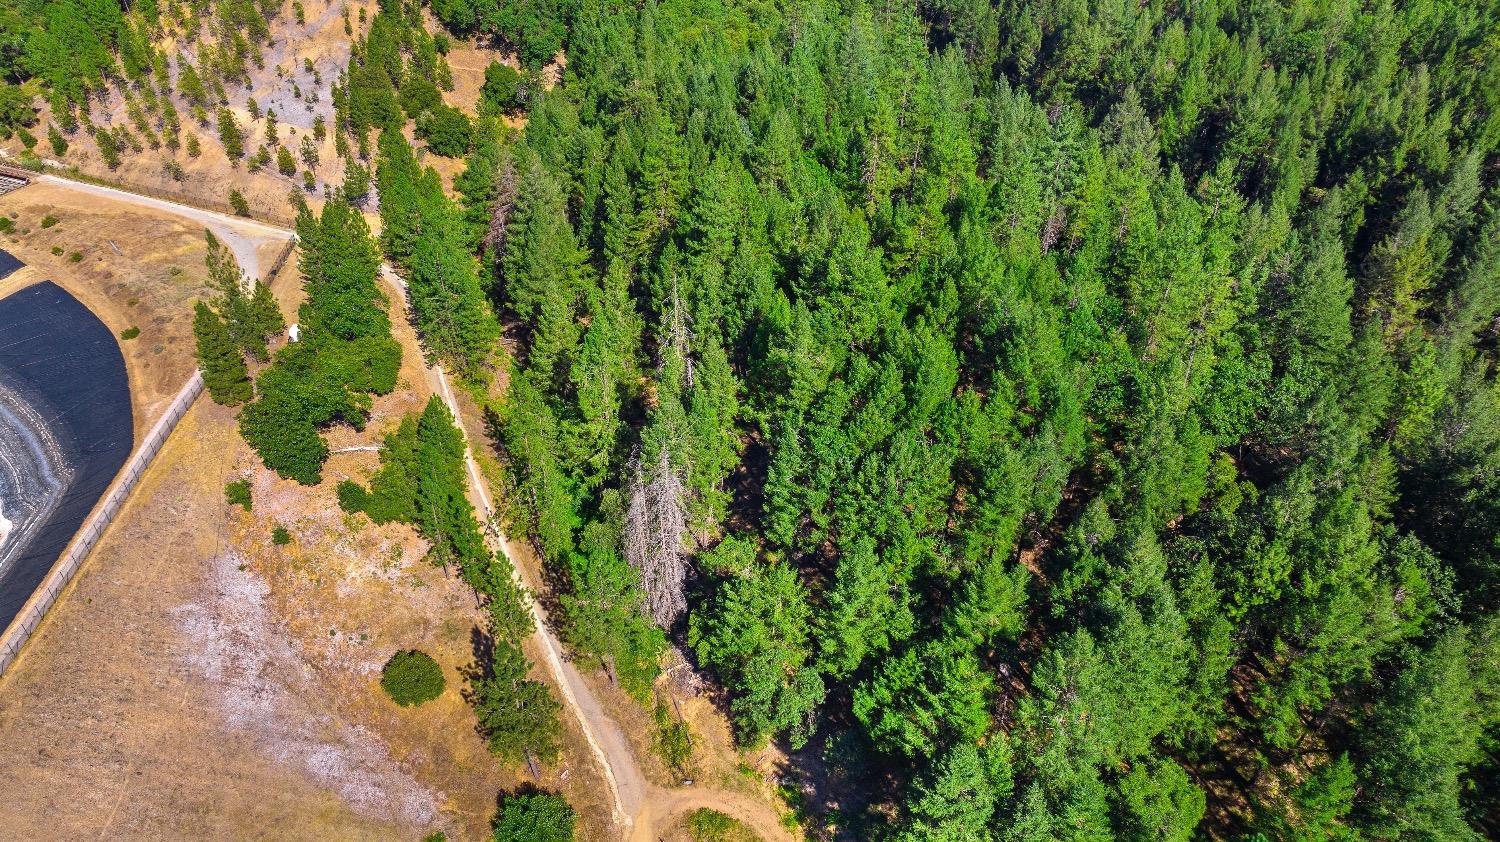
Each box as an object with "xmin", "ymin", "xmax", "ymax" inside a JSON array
[
  {"xmin": 247, "ymin": 280, "xmax": 286, "ymax": 347},
  {"xmin": 342, "ymin": 158, "xmax": 371, "ymax": 206},
  {"xmin": 217, "ymin": 108, "xmax": 243, "ymax": 159},
  {"xmin": 193, "ymin": 301, "xmax": 252, "ymax": 405},
  {"xmin": 1357, "ymin": 629, "xmax": 1497, "ymax": 839},
  {"xmin": 688, "ymin": 561, "xmax": 824, "ymax": 748},
  {"xmin": 204, "ymin": 230, "xmax": 282, "ymax": 360},
  {"xmin": 623, "ymin": 442, "xmax": 690, "ymax": 628},
  {"xmin": 501, "ymin": 157, "xmax": 587, "ymax": 383},
  {"xmin": 472, "ymin": 641, "xmax": 563, "ymax": 766},
  {"xmin": 894, "ymin": 744, "xmax": 997, "ymax": 842}
]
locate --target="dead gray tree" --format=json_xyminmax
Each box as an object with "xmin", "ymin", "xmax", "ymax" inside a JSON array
[
  {"xmin": 1039, "ymin": 205, "xmax": 1067, "ymax": 254},
  {"xmin": 660, "ymin": 272, "xmax": 694, "ymax": 390},
  {"xmin": 482, "ymin": 156, "xmax": 519, "ymax": 264},
  {"xmin": 624, "ymin": 443, "xmax": 690, "ymax": 628}
]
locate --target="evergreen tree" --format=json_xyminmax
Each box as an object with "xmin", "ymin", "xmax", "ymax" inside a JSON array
[
  {"xmin": 894, "ymin": 744, "xmax": 997, "ymax": 842},
  {"xmin": 1356, "ymin": 629, "xmax": 1498, "ymax": 840},
  {"xmin": 688, "ymin": 562, "xmax": 824, "ymax": 748},
  {"xmin": 193, "ymin": 301, "xmax": 252, "ymax": 405},
  {"xmin": 472, "ymin": 641, "xmax": 562, "ymax": 766},
  {"xmin": 217, "ymin": 107, "xmax": 243, "ymax": 159},
  {"xmin": 203, "ymin": 230, "xmax": 282, "ymax": 360}
]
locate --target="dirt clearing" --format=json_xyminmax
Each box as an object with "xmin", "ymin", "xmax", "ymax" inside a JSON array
[{"xmin": 0, "ymin": 402, "xmax": 425, "ymax": 839}]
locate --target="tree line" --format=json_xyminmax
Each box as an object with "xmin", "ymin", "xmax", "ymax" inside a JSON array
[{"xmin": 341, "ymin": 396, "xmax": 563, "ymax": 769}]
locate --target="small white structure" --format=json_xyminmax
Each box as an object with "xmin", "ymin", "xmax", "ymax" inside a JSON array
[{"xmin": 288, "ymin": 323, "xmax": 301, "ymax": 342}]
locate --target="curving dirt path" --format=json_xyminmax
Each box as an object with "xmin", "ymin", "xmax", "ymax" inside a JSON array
[
  {"xmin": 628, "ymin": 786, "xmax": 797, "ymax": 842},
  {"xmin": 34, "ymin": 175, "xmax": 290, "ymax": 281},
  {"xmin": 36, "ymin": 172, "xmax": 794, "ymax": 842}
]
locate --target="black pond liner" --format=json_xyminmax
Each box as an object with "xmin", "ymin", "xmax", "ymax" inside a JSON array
[
  {"xmin": 0, "ymin": 281, "xmax": 133, "ymax": 633},
  {"xmin": 0, "ymin": 248, "xmax": 20, "ymax": 280}
]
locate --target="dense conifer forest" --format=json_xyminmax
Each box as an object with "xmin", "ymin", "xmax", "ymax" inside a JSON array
[
  {"xmin": 458, "ymin": 2, "xmax": 1500, "ymax": 838},
  {"xmin": 10, "ymin": 0, "xmax": 1500, "ymax": 837}
]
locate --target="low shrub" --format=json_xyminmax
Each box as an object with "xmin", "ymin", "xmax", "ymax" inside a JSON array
[
  {"xmin": 416, "ymin": 106, "xmax": 473, "ymax": 157},
  {"xmin": 653, "ymin": 702, "xmax": 696, "ymax": 781},
  {"xmin": 480, "ymin": 62, "xmax": 521, "ymax": 115},
  {"xmin": 336, "ymin": 479, "xmax": 369, "ymax": 514},
  {"xmin": 119, "ymin": 326, "xmax": 140, "ymax": 340},
  {"xmin": 225, "ymin": 478, "xmax": 252, "ymax": 511},
  {"xmin": 685, "ymin": 809, "xmax": 744, "ymax": 842},
  {"xmin": 380, "ymin": 650, "xmax": 445, "ymax": 706},
  {"xmin": 68, "ymin": 251, "xmax": 83, "ymax": 262},
  {"xmin": 40, "ymin": 214, "xmax": 58, "ymax": 228},
  {"xmin": 271, "ymin": 525, "xmax": 292, "ymax": 545},
  {"xmin": 491, "ymin": 791, "xmax": 575, "ymax": 842}
]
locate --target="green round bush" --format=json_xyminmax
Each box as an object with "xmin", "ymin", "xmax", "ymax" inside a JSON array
[
  {"xmin": 381, "ymin": 650, "xmax": 445, "ymax": 706},
  {"xmin": 492, "ymin": 791, "xmax": 575, "ymax": 842}
]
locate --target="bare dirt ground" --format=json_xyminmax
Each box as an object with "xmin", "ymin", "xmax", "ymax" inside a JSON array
[
  {"xmin": 587, "ymin": 664, "xmax": 796, "ymax": 842},
  {"xmin": 0, "ymin": 401, "xmax": 429, "ymax": 839},
  {"xmin": 0, "ymin": 180, "xmax": 288, "ymax": 438},
  {"xmin": 440, "ymin": 43, "xmax": 512, "ymax": 118}
]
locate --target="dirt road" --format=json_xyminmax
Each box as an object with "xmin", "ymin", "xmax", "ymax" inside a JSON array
[
  {"xmin": 415, "ymin": 347, "xmax": 643, "ymax": 829},
  {"xmin": 35, "ymin": 172, "xmax": 794, "ymax": 842}
]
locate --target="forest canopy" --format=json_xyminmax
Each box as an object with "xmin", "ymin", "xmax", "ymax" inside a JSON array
[{"xmin": 450, "ymin": 0, "xmax": 1500, "ymax": 838}]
